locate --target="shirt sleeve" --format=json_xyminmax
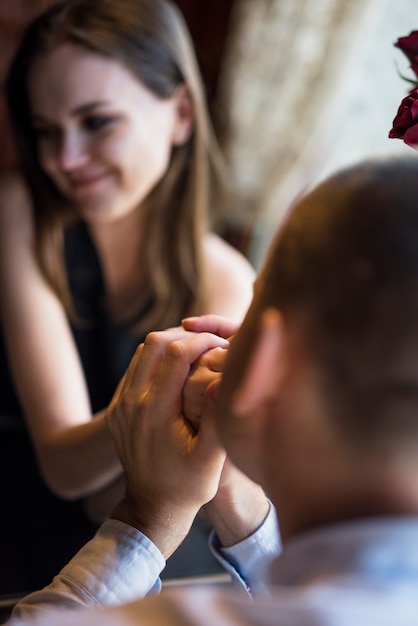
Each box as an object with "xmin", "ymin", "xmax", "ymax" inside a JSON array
[
  {"xmin": 10, "ymin": 519, "xmax": 165, "ymax": 622},
  {"xmin": 209, "ymin": 502, "xmax": 281, "ymax": 596},
  {"xmin": 10, "ymin": 506, "xmax": 281, "ymax": 623}
]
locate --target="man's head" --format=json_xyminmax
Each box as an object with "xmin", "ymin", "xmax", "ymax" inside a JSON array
[{"xmin": 217, "ymin": 155, "xmax": 418, "ymax": 537}]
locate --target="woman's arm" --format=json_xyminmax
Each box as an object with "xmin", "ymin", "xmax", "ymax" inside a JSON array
[{"xmin": 0, "ymin": 169, "xmax": 122, "ymax": 500}]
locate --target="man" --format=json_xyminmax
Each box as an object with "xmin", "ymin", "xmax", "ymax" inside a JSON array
[{"xmin": 9, "ymin": 155, "xmax": 418, "ymax": 624}]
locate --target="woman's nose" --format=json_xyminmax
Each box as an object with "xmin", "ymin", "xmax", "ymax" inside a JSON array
[{"xmin": 57, "ymin": 130, "xmax": 89, "ymax": 171}]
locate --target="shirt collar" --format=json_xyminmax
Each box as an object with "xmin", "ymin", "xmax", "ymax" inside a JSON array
[{"xmin": 270, "ymin": 516, "xmax": 418, "ymax": 586}]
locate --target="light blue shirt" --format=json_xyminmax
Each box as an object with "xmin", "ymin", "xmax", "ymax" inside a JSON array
[
  {"xmin": 10, "ymin": 504, "xmax": 280, "ymax": 620},
  {"xmin": 9, "ymin": 515, "xmax": 418, "ymax": 625}
]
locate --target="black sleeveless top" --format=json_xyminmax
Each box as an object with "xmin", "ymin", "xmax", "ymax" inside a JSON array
[{"xmin": 64, "ymin": 221, "xmax": 147, "ymax": 413}]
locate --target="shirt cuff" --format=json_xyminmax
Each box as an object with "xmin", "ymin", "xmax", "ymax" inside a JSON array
[
  {"xmin": 64, "ymin": 518, "xmax": 165, "ymax": 603},
  {"xmin": 10, "ymin": 519, "xmax": 166, "ymax": 621},
  {"xmin": 209, "ymin": 502, "xmax": 281, "ymax": 595}
]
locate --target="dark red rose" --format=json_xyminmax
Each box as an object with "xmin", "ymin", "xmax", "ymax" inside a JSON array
[
  {"xmin": 395, "ymin": 30, "xmax": 418, "ymax": 76},
  {"xmin": 389, "ymin": 87, "xmax": 418, "ymax": 148}
]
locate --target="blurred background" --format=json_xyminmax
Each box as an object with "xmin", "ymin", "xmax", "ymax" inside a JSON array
[{"xmin": 0, "ymin": 0, "xmax": 416, "ymax": 268}]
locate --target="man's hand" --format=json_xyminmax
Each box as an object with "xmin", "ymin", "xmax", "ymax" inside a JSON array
[
  {"xmin": 106, "ymin": 327, "xmax": 229, "ymax": 559},
  {"xmin": 199, "ymin": 380, "xmax": 270, "ymax": 548}
]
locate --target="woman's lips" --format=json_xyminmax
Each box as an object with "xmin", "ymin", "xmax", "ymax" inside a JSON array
[{"xmin": 68, "ymin": 172, "xmax": 110, "ymax": 191}]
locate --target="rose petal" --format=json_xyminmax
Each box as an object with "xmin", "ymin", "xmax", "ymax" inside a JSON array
[
  {"xmin": 395, "ymin": 31, "xmax": 418, "ymax": 64},
  {"xmin": 389, "ymin": 87, "xmax": 418, "ymax": 139},
  {"xmin": 403, "ymin": 123, "xmax": 418, "ymax": 148}
]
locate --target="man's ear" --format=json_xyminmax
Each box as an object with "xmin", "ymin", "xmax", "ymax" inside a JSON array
[
  {"xmin": 233, "ymin": 308, "xmax": 288, "ymax": 416},
  {"xmin": 172, "ymin": 84, "xmax": 194, "ymax": 146}
]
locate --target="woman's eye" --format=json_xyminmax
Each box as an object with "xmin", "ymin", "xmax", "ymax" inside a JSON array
[{"xmin": 84, "ymin": 116, "xmax": 114, "ymax": 131}]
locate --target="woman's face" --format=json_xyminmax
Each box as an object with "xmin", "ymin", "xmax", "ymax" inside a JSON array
[{"xmin": 28, "ymin": 44, "xmax": 189, "ymax": 224}]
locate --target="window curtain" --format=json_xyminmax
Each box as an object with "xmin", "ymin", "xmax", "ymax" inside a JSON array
[{"xmin": 216, "ymin": 0, "xmax": 414, "ymax": 267}]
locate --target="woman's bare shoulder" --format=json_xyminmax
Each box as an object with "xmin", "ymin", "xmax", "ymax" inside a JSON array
[
  {"xmin": 202, "ymin": 232, "xmax": 255, "ymax": 320},
  {"xmin": 203, "ymin": 232, "xmax": 255, "ymax": 278}
]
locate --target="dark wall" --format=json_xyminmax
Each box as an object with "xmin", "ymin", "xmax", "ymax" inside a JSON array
[{"xmin": 174, "ymin": 0, "xmax": 235, "ymax": 104}]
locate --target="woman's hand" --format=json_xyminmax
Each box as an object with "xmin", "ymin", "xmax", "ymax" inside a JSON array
[
  {"xmin": 181, "ymin": 314, "xmax": 240, "ymax": 430},
  {"xmin": 182, "ymin": 313, "xmax": 240, "ymax": 341},
  {"xmin": 182, "ymin": 345, "xmax": 228, "ymax": 431}
]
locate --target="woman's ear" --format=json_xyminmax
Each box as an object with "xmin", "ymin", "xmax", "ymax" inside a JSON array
[
  {"xmin": 172, "ymin": 84, "xmax": 194, "ymax": 146},
  {"xmin": 233, "ymin": 308, "xmax": 287, "ymax": 416}
]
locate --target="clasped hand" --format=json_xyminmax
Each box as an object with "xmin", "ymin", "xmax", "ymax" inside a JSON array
[{"xmin": 106, "ymin": 320, "xmax": 235, "ymax": 557}]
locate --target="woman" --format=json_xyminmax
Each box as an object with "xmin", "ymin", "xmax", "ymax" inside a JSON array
[{"xmin": 0, "ymin": 0, "xmax": 254, "ymax": 592}]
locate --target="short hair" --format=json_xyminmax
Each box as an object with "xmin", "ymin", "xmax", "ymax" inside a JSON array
[{"xmin": 262, "ymin": 155, "xmax": 418, "ymax": 447}]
